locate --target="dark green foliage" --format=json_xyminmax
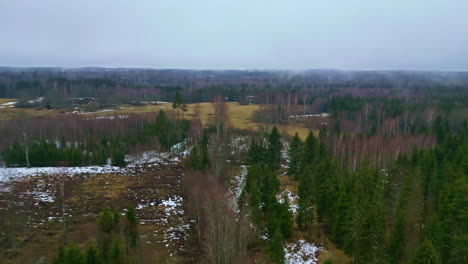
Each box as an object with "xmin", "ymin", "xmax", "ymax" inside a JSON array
[
  {"xmin": 301, "ymin": 132, "xmax": 317, "ymax": 168},
  {"xmin": 296, "ymin": 167, "xmax": 314, "ymax": 230},
  {"xmin": 260, "ymin": 168, "xmax": 281, "ymax": 215},
  {"xmin": 63, "ymin": 244, "xmax": 84, "ymax": 264},
  {"xmin": 55, "ymin": 206, "xmax": 140, "ymax": 264},
  {"xmin": 172, "ymin": 91, "xmax": 187, "ymax": 120},
  {"xmin": 388, "ymin": 211, "xmax": 406, "ymax": 264},
  {"xmin": 110, "ymin": 238, "xmax": 123, "ymax": 264},
  {"xmin": 411, "ymin": 240, "xmax": 441, "ymax": 264},
  {"xmin": 246, "ymin": 138, "xmax": 267, "ymax": 166},
  {"xmin": 85, "ymin": 245, "xmax": 101, "ymax": 264},
  {"xmin": 54, "ymin": 246, "xmax": 66, "ymax": 264},
  {"xmin": 266, "ymin": 126, "xmax": 282, "ymax": 170},
  {"xmin": 344, "ymin": 162, "xmax": 386, "ymax": 263},
  {"xmin": 287, "ymin": 132, "xmax": 302, "ymax": 179},
  {"xmin": 240, "ymin": 131, "xmax": 292, "ymax": 258},
  {"xmin": 3, "ymin": 140, "xmax": 91, "ymax": 167},
  {"xmin": 111, "ymin": 147, "xmax": 126, "ymax": 167},
  {"xmin": 268, "ymin": 228, "xmax": 285, "ymax": 264},
  {"xmin": 267, "ymin": 195, "xmax": 293, "ymax": 239},
  {"xmin": 186, "ymin": 130, "xmax": 210, "ymax": 170},
  {"xmin": 124, "ymin": 207, "xmax": 139, "ymax": 249},
  {"xmin": 331, "ymin": 186, "xmax": 349, "ymax": 246},
  {"xmin": 98, "ymin": 207, "xmax": 115, "ymax": 234},
  {"xmin": 3, "ymin": 109, "xmax": 190, "ymax": 167}
]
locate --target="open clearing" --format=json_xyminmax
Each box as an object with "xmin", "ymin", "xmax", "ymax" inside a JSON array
[{"xmin": 0, "ymin": 100, "xmax": 316, "ymax": 138}]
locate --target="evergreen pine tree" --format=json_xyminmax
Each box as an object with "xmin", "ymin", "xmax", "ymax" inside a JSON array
[
  {"xmin": 345, "ymin": 162, "xmax": 386, "ymax": 263},
  {"xmin": 85, "ymin": 245, "xmax": 100, "ymax": 264},
  {"xmin": 110, "ymin": 238, "xmax": 123, "ymax": 264},
  {"xmin": 388, "ymin": 211, "xmax": 406, "ymax": 264},
  {"xmin": 301, "ymin": 132, "xmax": 317, "ymax": 169},
  {"xmin": 331, "ymin": 185, "xmax": 349, "ymax": 246},
  {"xmin": 111, "ymin": 147, "xmax": 126, "ymax": 167},
  {"xmin": 124, "ymin": 207, "xmax": 139, "ymax": 249},
  {"xmin": 64, "ymin": 244, "xmax": 84, "ymax": 264},
  {"xmin": 54, "ymin": 245, "xmax": 65, "ymax": 264},
  {"xmin": 411, "ymin": 240, "xmax": 441, "ymax": 264},
  {"xmin": 267, "ymin": 126, "xmax": 282, "ymax": 170},
  {"xmin": 296, "ymin": 167, "xmax": 314, "ymax": 230},
  {"xmin": 287, "ymin": 132, "xmax": 302, "ymax": 179},
  {"xmin": 268, "ymin": 227, "xmax": 285, "ymax": 264},
  {"xmin": 260, "ymin": 168, "xmax": 280, "ymax": 216},
  {"xmin": 277, "ymin": 194, "xmax": 293, "ymax": 238},
  {"xmin": 99, "ymin": 206, "xmax": 114, "ymax": 233}
]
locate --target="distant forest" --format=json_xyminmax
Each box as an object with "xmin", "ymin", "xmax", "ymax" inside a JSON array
[{"xmin": 0, "ymin": 68, "xmax": 467, "ymax": 107}]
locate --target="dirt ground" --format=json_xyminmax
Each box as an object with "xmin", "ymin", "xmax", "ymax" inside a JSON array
[{"xmin": 0, "ymin": 156, "xmax": 195, "ymax": 264}]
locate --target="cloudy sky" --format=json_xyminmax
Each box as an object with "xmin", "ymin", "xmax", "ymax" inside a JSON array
[{"xmin": 1, "ymin": 0, "xmax": 467, "ymax": 70}]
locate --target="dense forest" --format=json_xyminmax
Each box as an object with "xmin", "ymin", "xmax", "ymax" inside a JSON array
[{"xmin": 0, "ymin": 69, "xmax": 467, "ymax": 263}]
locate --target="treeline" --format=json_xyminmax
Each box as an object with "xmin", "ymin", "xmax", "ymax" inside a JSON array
[
  {"xmin": 2, "ymin": 110, "xmax": 189, "ymax": 167},
  {"xmin": 53, "ymin": 206, "xmax": 140, "ymax": 264},
  {"xmin": 2, "ymin": 68, "xmax": 467, "ymax": 110},
  {"xmin": 238, "ymin": 127, "xmax": 293, "ymax": 263},
  {"xmin": 286, "ymin": 124, "xmax": 468, "ymax": 263}
]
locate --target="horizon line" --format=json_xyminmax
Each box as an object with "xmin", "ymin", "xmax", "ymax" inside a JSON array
[{"xmin": 0, "ymin": 66, "xmax": 467, "ymax": 73}]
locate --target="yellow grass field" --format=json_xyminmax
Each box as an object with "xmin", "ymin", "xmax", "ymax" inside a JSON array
[{"xmin": 0, "ymin": 100, "xmax": 315, "ymax": 138}]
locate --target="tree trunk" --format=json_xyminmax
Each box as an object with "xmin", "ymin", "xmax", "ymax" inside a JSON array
[{"xmin": 23, "ymin": 132, "xmax": 30, "ymax": 168}]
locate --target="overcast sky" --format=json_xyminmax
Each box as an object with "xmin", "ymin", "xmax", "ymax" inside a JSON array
[{"xmin": 1, "ymin": 0, "xmax": 467, "ymax": 70}]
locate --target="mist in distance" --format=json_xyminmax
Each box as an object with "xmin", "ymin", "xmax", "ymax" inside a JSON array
[{"xmin": 1, "ymin": 0, "xmax": 467, "ymax": 71}]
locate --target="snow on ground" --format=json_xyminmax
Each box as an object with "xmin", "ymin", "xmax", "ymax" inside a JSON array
[
  {"xmin": 65, "ymin": 109, "xmax": 115, "ymax": 115},
  {"xmin": 227, "ymin": 165, "xmax": 248, "ymax": 212},
  {"xmin": 229, "ymin": 136, "xmax": 249, "ymax": 155},
  {"xmin": 159, "ymin": 195, "xmax": 185, "ymax": 217},
  {"xmin": 289, "ymin": 113, "xmax": 329, "ymax": 119},
  {"xmin": 28, "ymin": 190, "xmax": 55, "ymax": 203},
  {"xmin": 281, "ymin": 139, "xmax": 290, "ymax": 168},
  {"xmin": 0, "ymin": 166, "xmax": 127, "ymax": 183},
  {"xmin": 125, "ymin": 151, "xmax": 171, "ymax": 167},
  {"xmin": 140, "ymin": 101, "xmax": 169, "ymax": 104},
  {"xmin": 0, "ymin": 143, "xmax": 187, "ymax": 187},
  {"xmin": 285, "ymin": 240, "xmax": 323, "ymax": 264},
  {"xmin": 0, "ymin": 101, "xmax": 17, "ymax": 107},
  {"xmin": 277, "ymin": 189, "xmax": 299, "ymax": 213},
  {"xmin": 28, "ymin": 97, "xmax": 44, "ymax": 104},
  {"xmin": 86, "ymin": 115, "xmax": 129, "ymax": 120},
  {"xmin": 156, "ymin": 194, "xmax": 190, "ymax": 252}
]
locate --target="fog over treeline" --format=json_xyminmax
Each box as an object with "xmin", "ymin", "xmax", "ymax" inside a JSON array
[{"xmin": 1, "ymin": 68, "xmax": 467, "ymax": 101}]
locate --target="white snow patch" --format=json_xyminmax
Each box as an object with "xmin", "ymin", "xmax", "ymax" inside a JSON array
[
  {"xmin": 285, "ymin": 240, "xmax": 323, "ymax": 264},
  {"xmin": 86, "ymin": 115, "xmax": 129, "ymax": 120},
  {"xmin": 29, "ymin": 190, "xmax": 55, "ymax": 203},
  {"xmin": 227, "ymin": 165, "xmax": 248, "ymax": 212},
  {"xmin": 66, "ymin": 109, "xmax": 115, "ymax": 115},
  {"xmin": 0, "ymin": 166, "xmax": 127, "ymax": 184},
  {"xmin": 159, "ymin": 196, "xmax": 184, "ymax": 216},
  {"xmin": 289, "ymin": 113, "xmax": 329, "ymax": 119},
  {"xmin": 28, "ymin": 97, "xmax": 44, "ymax": 104},
  {"xmin": 125, "ymin": 151, "xmax": 170, "ymax": 166},
  {"xmin": 277, "ymin": 189, "xmax": 299, "ymax": 214},
  {"xmin": 0, "ymin": 101, "xmax": 17, "ymax": 106}
]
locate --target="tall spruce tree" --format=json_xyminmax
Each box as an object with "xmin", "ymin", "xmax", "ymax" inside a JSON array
[
  {"xmin": 287, "ymin": 132, "xmax": 302, "ymax": 179},
  {"xmin": 345, "ymin": 162, "xmax": 386, "ymax": 263},
  {"xmin": 85, "ymin": 245, "xmax": 100, "ymax": 264},
  {"xmin": 411, "ymin": 239, "xmax": 441, "ymax": 264},
  {"xmin": 267, "ymin": 126, "xmax": 282, "ymax": 170},
  {"xmin": 296, "ymin": 167, "xmax": 314, "ymax": 230},
  {"xmin": 301, "ymin": 132, "xmax": 317, "ymax": 169},
  {"xmin": 268, "ymin": 227, "xmax": 285, "ymax": 264}
]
